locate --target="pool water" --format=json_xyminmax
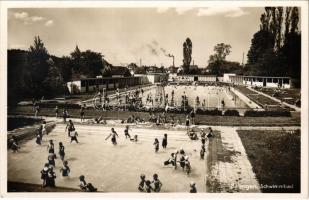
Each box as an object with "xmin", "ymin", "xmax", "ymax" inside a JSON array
[{"xmin": 141, "ymin": 85, "xmax": 248, "ymax": 110}]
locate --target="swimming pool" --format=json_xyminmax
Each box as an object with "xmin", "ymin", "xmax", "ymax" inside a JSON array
[
  {"xmin": 142, "ymin": 85, "xmax": 248, "ymax": 110},
  {"xmin": 103, "ymin": 84, "xmax": 249, "ymax": 112}
]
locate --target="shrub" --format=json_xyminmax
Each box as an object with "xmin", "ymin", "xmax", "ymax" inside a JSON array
[
  {"xmin": 196, "ymin": 109, "xmax": 222, "ymax": 116},
  {"xmin": 244, "ymin": 110, "xmax": 291, "ymax": 117},
  {"xmin": 38, "ymin": 102, "xmax": 80, "ymax": 109},
  {"xmin": 224, "ymin": 109, "xmax": 240, "ymax": 116}
]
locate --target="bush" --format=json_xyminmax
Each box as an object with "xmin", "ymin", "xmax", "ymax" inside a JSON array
[
  {"xmin": 224, "ymin": 109, "xmax": 240, "ymax": 116},
  {"xmin": 38, "ymin": 102, "xmax": 80, "ymax": 109},
  {"xmin": 244, "ymin": 110, "xmax": 291, "ymax": 117},
  {"xmin": 196, "ymin": 109, "xmax": 222, "ymax": 116}
]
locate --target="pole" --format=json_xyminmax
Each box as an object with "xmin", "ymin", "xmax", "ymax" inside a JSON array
[{"xmin": 207, "ymin": 92, "xmax": 209, "ymax": 109}]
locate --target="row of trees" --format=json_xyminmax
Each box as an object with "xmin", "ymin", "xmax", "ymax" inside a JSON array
[
  {"xmin": 245, "ymin": 7, "xmax": 301, "ymax": 87},
  {"xmin": 8, "ymin": 36, "xmax": 113, "ymax": 104},
  {"xmin": 182, "ymin": 7, "xmax": 300, "ymax": 85}
]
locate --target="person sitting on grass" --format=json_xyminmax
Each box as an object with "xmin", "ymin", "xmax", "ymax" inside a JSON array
[
  {"xmin": 60, "ymin": 160, "xmax": 70, "ymax": 177},
  {"xmin": 9, "ymin": 136, "xmax": 21, "ymax": 153},
  {"xmin": 93, "ymin": 115, "xmax": 106, "ymax": 124},
  {"xmin": 79, "ymin": 175, "xmax": 97, "ymax": 192}
]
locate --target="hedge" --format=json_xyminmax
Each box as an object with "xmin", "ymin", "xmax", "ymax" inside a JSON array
[
  {"xmin": 196, "ymin": 109, "xmax": 222, "ymax": 116},
  {"xmin": 244, "ymin": 110, "xmax": 291, "ymax": 117},
  {"xmin": 224, "ymin": 109, "xmax": 240, "ymax": 116},
  {"xmin": 38, "ymin": 102, "xmax": 81, "ymax": 109}
]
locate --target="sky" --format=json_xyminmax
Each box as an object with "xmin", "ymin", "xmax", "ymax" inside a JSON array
[{"xmin": 8, "ymin": 7, "xmax": 265, "ymax": 67}]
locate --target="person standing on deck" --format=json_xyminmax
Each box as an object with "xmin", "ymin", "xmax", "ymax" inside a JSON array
[
  {"xmin": 55, "ymin": 106, "xmax": 59, "ymax": 118},
  {"xmin": 185, "ymin": 115, "xmax": 190, "ymax": 134},
  {"xmin": 80, "ymin": 104, "xmax": 86, "ymax": 122}
]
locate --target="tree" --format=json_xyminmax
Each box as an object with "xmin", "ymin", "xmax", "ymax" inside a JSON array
[
  {"xmin": 246, "ymin": 7, "xmax": 301, "ymax": 87},
  {"xmin": 43, "ymin": 58, "xmax": 64, "ymax": 97},
  {"xmin": 213, "ymin": 43, "xmax": 231, "ymax": 61},
  {"xmin": 70, "ymin": 45, "xmax": 82, "ymax": 74},
  {"xmin": 57, "ymin": 56, "xmax": 73, "ymax": 82},
  {"xmin": 207, "ymin": 43, "xmax": 232, "ymax": 75},
  {"xmin": 182, "ymin": 38, "xmax": 192, "ymax": 74},
  {"xmin": 79, "ymin": 50, "xmax": 104, "ymax": 77},
  {"xmin": 26, "ymin": 36, "xmax": 50, "ymax": 98}
]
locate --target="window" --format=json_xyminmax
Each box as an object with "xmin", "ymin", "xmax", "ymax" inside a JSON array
[
  {"xmin": 81, "ymin": 80, "xmax": 86, "ymax": 87},
  {"xmin": 283, "ymin": 78, "xmax": 289, "ymax": 84}
]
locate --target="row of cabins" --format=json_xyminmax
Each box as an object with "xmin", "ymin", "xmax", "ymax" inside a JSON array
[
  {"xmin": 67, "ymin": 71, "xmax": 291, "ymax": 94},
  {"xmin": 169, "ymin": 73, "xmax": 291, "ymax": 88},
  {"xmin": 224, "ymin": 74, "xmax": 291, "ymax": 89},
  {"xmin": 67, "ymin": 73, "xmax": 168, "ymax": 94}
]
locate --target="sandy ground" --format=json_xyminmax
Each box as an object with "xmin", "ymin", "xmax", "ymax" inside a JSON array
[{"xmin": 8, "ymin": 123, "xmax": 207, "ymax": 192}]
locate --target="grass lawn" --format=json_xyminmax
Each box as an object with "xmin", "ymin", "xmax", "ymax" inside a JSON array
[
  {"xmin": 256, "ymin": 87, "xmax": 301, "ymax": 107},
  {"xmin": 235, "ymin": 86, "xmax": 284, "ymax": 110},
  {"xmin": 237, "ymin": 129, "xmax": 300, "ymax": 193},
  {"xmin": 8, "ymin": 116, "xmax": 42, "ymax": 131},
  {"xmin": 8, "ymin": 106, "xmax": 300, "ymax": 126}
]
